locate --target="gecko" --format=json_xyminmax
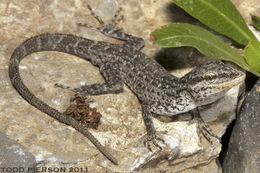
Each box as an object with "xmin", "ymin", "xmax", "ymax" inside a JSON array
[{"xmin": 8, "ymin": 5, "xmax": 245, "ymax": 165}]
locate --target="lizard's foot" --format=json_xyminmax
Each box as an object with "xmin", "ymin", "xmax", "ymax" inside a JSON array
[
  {"xmin": 54, "ymin": 83, "xmax": 77, "ymax": 92},
  {"xmin": 78, "ymin": 5, "xmax": 123, "ymax": 35},
  {"xmin": 191, "ymin": 116, "xmax": 220, "ymax": 144},
  {"xmin": 144, "ymin": 133, "xmax": 165, "ymax": 151},
  {"xmin": 190, "ymin": 108, "xmax": 220, "ymax": 144},
  {"xmin": 197, "ymin": 121, "xmax": 220, "ymax": 145},
  {"xmin": 55, "ymin": 83, "xmax": 87, "ymax": 93},
  {"xmin": 54, "ymin": 83, "xmax": 95, "ymax": 103},
  {"xmin": 79, "ymin": 4, "xmax": 144, "ymax": 49}
]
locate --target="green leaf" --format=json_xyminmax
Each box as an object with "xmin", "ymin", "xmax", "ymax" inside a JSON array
[
  {"xmin": 172, "ymin": 0, "xmax": 257, "ymax": 45},
  {"xmin": 245, "ymin": 40, "xmax": 260, "ymax": 73},
  {"xmin": 252, "ymin": 15, "xmax": 260, "ymax": 31},
  {"xmin": 152, "ymin": 23, "xmax": 250, "ymax": 71}
]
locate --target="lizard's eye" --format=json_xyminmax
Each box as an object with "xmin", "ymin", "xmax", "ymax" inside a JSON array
[{"xmin": 204, "ymin": 72, "xmax": 217, "ymax": 83}]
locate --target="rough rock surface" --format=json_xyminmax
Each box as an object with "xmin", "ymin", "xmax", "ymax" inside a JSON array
[
  {"xmin": 0, "ymin": 0, "xmax": 256, "ymax": 172},
  {"xmin": 223, "ymin": 78, "xmax": 260, "ymax": 173},
  {"xmin": 0, "ymin": 132, "xmax": 36, "ymax": 172}
]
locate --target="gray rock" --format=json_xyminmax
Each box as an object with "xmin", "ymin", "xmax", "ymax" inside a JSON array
[
  {"xmin": 223, "ymin": 78, "xmax": 260, "ymax": 173},
  {"xmin": 0, "ymin": 132, "xmax": 36, "ymax": 172}
]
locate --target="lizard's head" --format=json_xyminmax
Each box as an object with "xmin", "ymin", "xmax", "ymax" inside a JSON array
[{"xmin": 180, "ymin": 61, "xmax": 245, "ymax": 106}]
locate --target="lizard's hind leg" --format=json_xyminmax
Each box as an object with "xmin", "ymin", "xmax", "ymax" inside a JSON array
[
  {"xmin": 55, "ymin": 63, "xmax": 123, "ymax": 100},
  {"xmin": 79, "ymin": 4, "xmax": 145, "ymax": 50},
  {"xmin": 78, "ymin": 5, "xmax": 123, "ymax": 35}
]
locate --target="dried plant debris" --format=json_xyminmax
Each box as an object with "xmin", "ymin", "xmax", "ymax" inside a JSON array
[{"xmin": 64, "ymin": 96, "xmax": 102, "ymax": 129}]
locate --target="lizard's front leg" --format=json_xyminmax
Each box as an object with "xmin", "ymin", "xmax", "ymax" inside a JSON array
[{"xmin": 142, "ymin": 104, "xmax": 165, "ymax": 151}]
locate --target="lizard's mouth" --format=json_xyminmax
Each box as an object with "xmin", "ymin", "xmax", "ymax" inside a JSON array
[{"xmin": 212, "ymin": 71, "xmax": 245, "ymax": 90}]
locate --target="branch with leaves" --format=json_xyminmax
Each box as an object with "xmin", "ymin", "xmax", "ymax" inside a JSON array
[{"xmin": 152, "ymin": 0, "xmax": 260, "ymax": 76}]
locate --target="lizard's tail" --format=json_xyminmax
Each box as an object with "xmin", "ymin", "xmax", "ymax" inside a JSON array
[{"xmin": 8, "ymin": 33, "xmax": 118, "ymax": 165}]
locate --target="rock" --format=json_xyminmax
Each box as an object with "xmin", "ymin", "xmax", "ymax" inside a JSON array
[
  {"xmin": 0, "ymin": 132, "xmax": 36, "ymax": 172},
  {"xmin": 223, "ymin": 78, "xmax": 260, "ymax": 173}
]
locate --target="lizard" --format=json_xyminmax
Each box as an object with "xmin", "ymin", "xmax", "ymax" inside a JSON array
[{"xmin": 8, "ymin": 5, "xmax": 245, "ymax": 165}]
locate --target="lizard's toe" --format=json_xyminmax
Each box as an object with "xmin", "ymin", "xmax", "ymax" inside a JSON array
[{"xmin": 144, "ymin": 134, "xmax": 165, "ymax": 151}]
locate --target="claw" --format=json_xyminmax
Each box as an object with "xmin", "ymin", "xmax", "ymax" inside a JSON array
[
  {"xmin": 78, "ymin": 23, "xmax": 98, "ymax": 30},
  {"xmin": 144, "ymin": 140, "xmax": 152, "ymax": 151}
]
